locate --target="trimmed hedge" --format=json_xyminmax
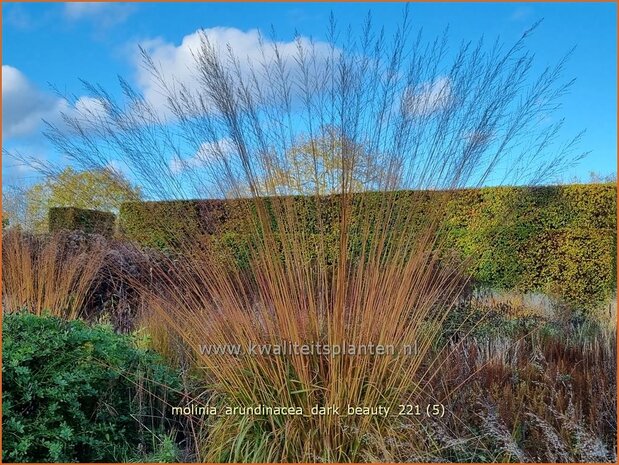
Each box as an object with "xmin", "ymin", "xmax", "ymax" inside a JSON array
[
  {"xmin": 119, "ymin": 184, "xmax": 617, "ymax": 307},
  {"xmin": 118, "ymin": 199, "xmax": 232, "ymax": 250},
  {"xmin": 440, "ymin": 184, "xmax": 617, "ymax": 306},
  {"xmin": 49, "ymin": 207, "xmax": 116, "ymax": 237}
]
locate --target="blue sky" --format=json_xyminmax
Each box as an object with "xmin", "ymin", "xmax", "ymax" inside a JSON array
[{"xmin": 2, "ymin": 2, "xmax": 617, "ymax": 188}]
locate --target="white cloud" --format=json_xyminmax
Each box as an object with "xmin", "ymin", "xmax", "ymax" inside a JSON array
[
  {"xmin": 403, "ymin": 76, "xmax": 453, "ymax": 116},
  {"xmin": 170, "ymin": 138, "xmax": 234, "ymax": 173},
  {"xmin": 64, "ymin": 2, "xmax": 107, "ymax": 18},
  {"xmin": 73, "ymin": 96, "xmax": 110, "ymax": 131},
  {"xmin": 134, "ymin": 27, "xmax": 334, "ymax": 115},
  {"xmin": 74, "ymin": 96, "xmax": 107, "ymax": 116},
  {"xmin": 2, "ymin": 65, "xmax": 69, "ymax": 138},
  {"xmin": 104, "ymin": 158, "xmax": 135, "ymax": 180},
  {"xmin": 64, "ymin": 2, "xmax": 135, "ymax": 26},
  {"xmin": 2, "ymin": 66, "xmax": 112, "ymax": 140}
]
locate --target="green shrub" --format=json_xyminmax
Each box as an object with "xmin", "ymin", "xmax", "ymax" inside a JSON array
[
  {"xmin": 521, "ymin": 227, "xmax": 617, "ymax": 307},
  {"xmin": 49, "ymin": 207, "xmax": 116, "ymax": 237},
  {"xmin": 441, "ymin": 184, "xmax": 616, "ymax": 307},
  {"xmin": 119, "ymin": 183, "xmax": 617, "ymax": 306},
  {"xmin": 2, "ymin": 312, "xmax": 182, "ymax": 463}
]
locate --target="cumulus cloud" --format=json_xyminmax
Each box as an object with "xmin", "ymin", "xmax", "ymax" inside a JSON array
[
  {"xmin": 170, "ymin": 138, "xmax": 234, "ymax": 173},
  {"xmin": 64, "ymin": 2, "xmax": 135, "ymax": 26},
  {"xmin": 135, "ymin": 27, "xmax": 334, "ymax": 115},
  {"xmin": 2, "ymin": 66, "xmax": 112, "ymax": 140},
  {"xmin": 74, "ymin": 96, "xmax": 107, "ymax": 116},
  {"xmin": 72, "ymin": 96, "xmax": 110, "ymax": 131},
  {"xmin": 2, "ymin": 65, "xmax": 69, "ymax": 138},
  {"xmin": 403, "ymin": 76, "xmax": 453, "ymax": 116}
]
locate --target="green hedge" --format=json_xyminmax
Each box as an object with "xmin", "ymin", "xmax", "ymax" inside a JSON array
[
  {"xmin": 49, "ymin": 206, "xmax": 116, "ymax": 237},
  {"xmin": 119, "ymin": 184, "xmax": 617, "ymax": 307},
  {"xmin": 440, "ymin": 184, "xmax": 616, "ymax": 306},
  {"xmin": 2, "ymin": 312, "xmax": 182, "ymax": 462}
]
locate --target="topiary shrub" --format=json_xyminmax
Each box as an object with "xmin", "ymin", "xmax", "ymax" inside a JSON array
[
  {"xmin": 2, "ymin": 312, "xmax": 182, "ymax": 463},
  {"xmin": 49, "ymin": 207, "xmax": 116, "ymax": 237}
]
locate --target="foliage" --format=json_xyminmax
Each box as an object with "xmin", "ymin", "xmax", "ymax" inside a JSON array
[
  {"xmin": 49, "ymin": 206, "xmax": 116, "ymax": 236},
  {"xmin": 2, "ymin": 184, "xmax": 29, "ymax": 230},
  {"xmin": 521, "ymin": 228, "xmax": 616, "ymax": 308},
  {"xmin": 119, "ymin": 200, "xmax": 211, "ymax": 252},
  {"xmin": 15, "ymin": 167, "xmax": 140, "ymax": 233},
  {"xmin": 267, "ymin": 126, "xmax": 387, "ymax": 195},
  {"xmin": 29, "ymin": 9, "xmax": 596, "ymax": 462},
  {"xmin": 2, "ymin": 312, "xmax": 182, "ymax": 463},
  {"xmin": 442, "ymin": 183, "xmax": 616, "ymax": 307},
  {"xmin": 121, "ymin": 183, "xmax": 617, "ymax": 307}
]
